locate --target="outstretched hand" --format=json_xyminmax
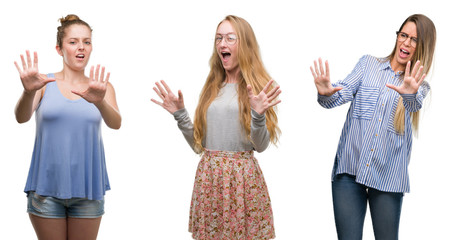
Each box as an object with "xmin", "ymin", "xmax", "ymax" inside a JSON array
[
  {"xmin": 14, "ymin": 50, "xmax": 55, "ymax": 93},
  {"xmin": 310, "ymin": 58, "xmax": 342, "ymax": 96},
  {"xmin": 151, "ymin": 80, "xmax": 185, "ymax": 114},
  {"xmin": 247, "ymin": 79, "xmax": 281, "ymax": 115},
  {"xmin": 386, "ymin": 61, "xmax": 426, "ymax": 95},
  {"xmin": 72, "ymin": 65, "xmax": 109, "ymax": 104}
]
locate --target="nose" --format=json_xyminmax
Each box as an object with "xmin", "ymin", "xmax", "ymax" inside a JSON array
[
  {"xmin": 403, "ymin": 37, "xmax": 412, "ymax": 47},
  {"xmin": 218, "ymin": 38, "xmax": 227, "ymax": 47},
  {"xmin": 78, "ymin": 42, "xmax": 85, "ymax": 50}
]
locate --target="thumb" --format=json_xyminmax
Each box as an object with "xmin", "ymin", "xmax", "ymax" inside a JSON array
[
  {"xmin": 71, "ymin": 90, "xmax": 83, "ymax": 97},
  {"xmin": 247, "ymin": 84, "xmax": 254, "ymax": 97},
  {"xmin": 178, "ymin": 90, "xmax": 184, "ymax": 102}
]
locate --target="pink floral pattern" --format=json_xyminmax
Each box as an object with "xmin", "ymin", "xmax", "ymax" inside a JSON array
[{"xmin": 188, "ymin": 150, "xmax": 275, "ymax": 240}]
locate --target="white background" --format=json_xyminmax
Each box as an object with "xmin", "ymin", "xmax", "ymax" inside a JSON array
[{"xmin": 1, "ymin": 0, "xmax": 449, "ymax": 239}]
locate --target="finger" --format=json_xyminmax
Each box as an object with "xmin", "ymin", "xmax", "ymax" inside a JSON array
[
  {"xmin": 150, "ymin": 98, "xmax": 163, "ymax": 106},
  {"xmin": 153, "ymin": 86, "xmax": 165, "ymax": 100},
  {"xmin": 415, "ymin": 66, "xmax": 424, "ymax": 82},
  {"xmin": 100, "ymin": 66, "xmax": 105, "ymax": 82},
  {"xmin": 261, "ymin": 79, "xmax": 274, "ymax": 94},
  {"xmin": 26, "ymin": 50, "xmax": 32, "ymax": 69},
  {"xmin": 310, "ymin": 66, "xmax": 317, "ymax": 79},
  {"xmin": 268, "ymin": 99, "xmax": 282, "ymax": 108},
  {"xmin": 33, "ymin": 52, "xmax": 38, "ymax": 69},
  {"xmin": 268, "ymin": 89, "xmax": 282, "ymax": 102},
  {"xmin": 14, "ymin": 61, "xmax": 22, "ymax": 74},
  {"xmin": 330, "ymin": 87, "xmax": 343, "ymax": 95},
  {"xmin": 90, "ymin": 66, "xmax": 94, "ymax": 81},
  {"xmin": 417, "ymin": 73, "xmax": 426, "ymax": 86},
  {"xmin": 314, "ymin": 60, "xmax": 320, "ymax": 76},
  {"xmin": 71, "ymin": 90, "xmax": 83, "ymax": 97},
  {"xmin": 95, "ymin": 64, "xmax": 100, "ymax": 81},
  {"xmin": 405, "ymin": 61, "xmax": 411, "ymax": 77},
  {"xmin": 325, "ymin": 60, "xmax": 330, "ymax": 78},
  {"xmin": 155, "ymin": 82, "xmax": 168, "ymax": 97},
  {"xmin": 410, "ymin": 60, "xmax": 420, "ymax": 79},
  {"xmin": 385, "ymin": 84, "xmax": 399, "ymax": 92},
  {"xmin": 266, "ymin": 85, "xmax": 280, "ymax": 98},
  {"xmin": 178, "ymin": 90, "xmax": 184, "ymax": 102},
  {"xmin": 104, "ymin": 72, "xmax": 110, "ymax": 84},
  {"xmin": 40, "ymin": 74, "xmax": 56, "ymax": 84},
  {"xmin": 160, "ymin": 80, "xmax": 174, "ymax": 94},
  {"xmin": 319, "ymin": 58, "xmax": 325, "ymax": 76},
  {"xmin": 20, "ymin": 54, "xmax": 27, "ymax": 70},
  {"xmin": 247, "ymin": 84, "xmax": 255, "ymax": 97}
]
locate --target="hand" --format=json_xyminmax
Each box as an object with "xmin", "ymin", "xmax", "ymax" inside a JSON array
[
  {"xmin": 151, "ymin": 80, "xmax": 185, "ymax": 114},
  {"xmin": 247, "ymin": 79, "xmax": 281, "ymax": 115},
  {"xmin": 310, "ymin": 58, "xmax": 342, "ymax": 96},
  {"xmin": 72, "ymin": 65, "xmax": 109, "ymax": 104},
  {"xmin": 14, "ymin": 50, "xmax": 55, "ymax": 93},
  {"xmin": 386, "ymin": 61, "xmax": 426, "ymax": 95}
]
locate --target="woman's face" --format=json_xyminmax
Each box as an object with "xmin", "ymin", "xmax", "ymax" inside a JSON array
[
  {"xmin": 57, "ymin": 24, "xmax": 92, "ymax": 72},
  {"xmin": 215, "ymin": 20, "xmax": 239, "ymax": 74},
  {"xmin": 392, "ymin": 21, "xmax": 417, "ymax": 72}
]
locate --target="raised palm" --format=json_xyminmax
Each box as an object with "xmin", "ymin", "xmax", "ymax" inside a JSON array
[
  {"xmin": 247, "ymin": 79, "xmax": 281, "ymax": 115},
  {"xmin": 151, "ymin": 80, "xmax": 185, "ymax": 114},
  {"xmin": 386, "ymin": 61, "xmax": 426, "ymax": 94},
  {"xmin": 14, "ymin": 50, "xmax": 55, "ymax": 93}
]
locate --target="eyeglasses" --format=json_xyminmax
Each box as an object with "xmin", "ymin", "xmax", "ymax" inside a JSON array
[
  {"xmin": 396, "ymin": 31, "xmax": 417, "ymax": 48},
  {"xmin": 215, "ymin": 33, "xmax": 238, "ymax": 45}
]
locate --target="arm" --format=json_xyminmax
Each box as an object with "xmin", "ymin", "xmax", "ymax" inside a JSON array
[
  {"xmin": 250, "ymin": 110, "xmax": 270, "ymax": 153},
  {"xmin": 151, "ymin": 80, "xmax": 197, "ymax": 151},
  {"xmin": 311, "ymin": 56, "xmax": 367, "ymax": 109},
  {"xmin": 386, "ymin": 61, "xmax": 429, "ymax": 112},
  {"xmin": 173, "ymin": 108, "xmax": 196, "ymax": 152},
  {"xmin": 247, "ymin": 79, "xmax": 281, "ymax": 152},
  {"xmin": 14, "ymin": 51, "xmax": 55, "ymax": 123},
  {"xmin": 71, "ymin": 65, "xmax": 121, "ymax": 129}
]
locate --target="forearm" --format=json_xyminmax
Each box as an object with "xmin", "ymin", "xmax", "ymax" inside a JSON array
[
  {"xmin": 401, "ymin": 82, "xmax": 430, "ymax": 113},
  {"xmin": 15, "ymin": 90, "xmax": 37, "ymax": 123},
  {"xmin": 173, "ymin": 108, "xmax": 197, "ymax": 152},
  {"xmin": 95, "ymin": 100, "xmax": 122, "ymax": 129},
  {"xmin": 251, "ymin": 109, "xmax": 270, "ymax": 153}
]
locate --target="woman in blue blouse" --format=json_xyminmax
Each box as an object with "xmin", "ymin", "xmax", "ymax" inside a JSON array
[
  {"xmin": 14, "ymin": 15, "xmax": 121, "ymax": 240},
  {"xmin": 311, "ymin": 14, "xmax": 436, "ymax": 240}
]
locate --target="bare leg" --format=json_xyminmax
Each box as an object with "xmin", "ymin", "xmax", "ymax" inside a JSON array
[
  {"xmin": 29, "ymin": 214, "xmax": 67, "ymax": 240},
  {"xmin": 67, "ymin": 217, "xmax": 102, "ymax": 240}
]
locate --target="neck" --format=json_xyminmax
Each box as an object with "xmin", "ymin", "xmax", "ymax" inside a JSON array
[
  {"xmin": 58, "ymin": 64, "xmax": 87, "ymax": 83},
  {"xmin": 390, "ymin": 59, "xmax": 405, "ymax": 73},
  {"xmin": 225, "ymin": 68, "xmax": 240, "ymax": 83}
]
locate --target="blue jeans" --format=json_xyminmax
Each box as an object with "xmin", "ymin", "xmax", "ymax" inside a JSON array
[{"xmin": 332, "ymin": 174, "xmax": 403, "ymax": 240}]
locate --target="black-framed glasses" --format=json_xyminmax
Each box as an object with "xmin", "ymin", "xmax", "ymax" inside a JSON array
[
  {"xmin": 396, "ymin": 31, "xmax": 417, "ymax": 48},
  {"xmin": 215, "ymin": 33, "xmax": 238, "ymax": 45}
]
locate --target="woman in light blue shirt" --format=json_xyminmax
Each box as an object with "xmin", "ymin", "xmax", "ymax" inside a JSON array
[
  {"xmin": 311, "ymin": 14, "xmax": 436, "ymax": 240},
  {"xmin": 14, "ymin": 14, "xmax": 121, "ymax": 240}
]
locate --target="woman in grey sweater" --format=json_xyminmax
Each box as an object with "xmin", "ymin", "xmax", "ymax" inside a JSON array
[{"xmin": 152, "ymin": 15, "xmax": 281, "ymax": 240}]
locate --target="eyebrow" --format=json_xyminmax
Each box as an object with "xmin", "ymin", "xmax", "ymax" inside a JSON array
[{"xmin": 216, "ymin": 32, "xmax": 236, "ymax": 35}]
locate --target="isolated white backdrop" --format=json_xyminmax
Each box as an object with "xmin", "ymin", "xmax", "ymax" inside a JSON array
[{"xmin": 1, "ymin": 0, "xmax": 448, "ymax": 239}]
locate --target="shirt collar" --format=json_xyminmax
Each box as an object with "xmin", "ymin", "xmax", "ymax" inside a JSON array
[{"xmin": 379, "ymin": 58, "xmax": 403, "ymax": 75}]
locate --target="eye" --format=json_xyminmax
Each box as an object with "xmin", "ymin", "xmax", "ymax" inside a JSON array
[
  {"xmin": 228, "ymin": 34, "xmax": 237, "ymax": 40},
  {"xmin": 69, "ymin": 41, "xmax": 76, "ymax": 44},
  {"xmin": 400, "ymin": 33, "xmax": 408, "ymax": 38},
  {"xmin": 411, "ymin": 37, "xmax": 418, "ymax": 44},
  {"xmin": 84, "ymin": 41, "xmax": 91, "ymax": 45}
]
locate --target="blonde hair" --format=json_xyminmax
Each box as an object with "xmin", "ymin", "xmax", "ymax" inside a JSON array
[
  {"xmin": 57, "ymin": 14, "xmax": 92, "ymax": 49},
  {"xmin": 193, "ymin": 15, "xmax": 280, "ymax": 153},
  {"xmin": 388, "ymin": 14, "xmax": 436, "ymax": 134}
]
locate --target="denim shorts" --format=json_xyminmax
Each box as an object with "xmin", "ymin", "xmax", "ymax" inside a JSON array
[{"xmin": 27, "ymin": 191, "xmax": 105, "ymax": 219}]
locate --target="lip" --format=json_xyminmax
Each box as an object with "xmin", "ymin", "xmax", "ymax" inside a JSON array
[
  {"xmin": 220, "ymin": 51, "xmax": 231, "ymax": 63},
  {"xmin": 398, "ymin": 48, "xmax": 410, "ymax": 59}
]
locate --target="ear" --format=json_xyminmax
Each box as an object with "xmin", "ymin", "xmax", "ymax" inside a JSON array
[{"xmin": 56, "ymin": 45, "xmax": 63, "ymax": 56}]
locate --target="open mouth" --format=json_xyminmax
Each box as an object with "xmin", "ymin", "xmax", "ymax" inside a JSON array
[
  {"xmin": 76, "ymin": 54, "xmax": 85, "ymax": 59},
  {"xmin": 221, "ymin": 52, "xmax": 231, "ymax": 60},
  {"xmin": 399, "ymin": 48, "xmax": 410, "ymax": 58}
]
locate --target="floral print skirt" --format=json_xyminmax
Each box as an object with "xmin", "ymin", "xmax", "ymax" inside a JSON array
[{"xmin": 188, "ymin": 150, "xmax": 275, "ymax": 240}]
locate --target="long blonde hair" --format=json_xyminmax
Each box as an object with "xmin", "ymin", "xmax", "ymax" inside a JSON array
[
  {"xmin": 388, "ymin": 14, "xmax": 436, "ymax": 134},
  {"xmin": 193, "ymin": 15, "xmax": 280, "ymax": 153}
]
